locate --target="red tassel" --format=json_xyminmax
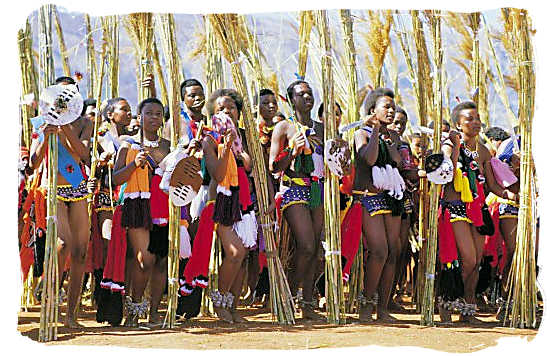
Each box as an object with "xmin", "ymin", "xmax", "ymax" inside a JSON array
[
  {"xmin": 340, "ymin": 202, "xmax": 363, "ymax": 280},
  {"xmin": 237, "ymin": 166, "xmax": 252, "ymax": 211},
  {"xmin": 466, "ymin": 182, "xmax": 485, "ymax": 227},
  {"xmin": 90, "ymin": 209, "xmax": 104, "ymax": 271},
  {"xmin": 103, "ymin": 206, "xmax": 127, "ymax": 285},
  {"xmin": 150, "ymin": 174, "xmax": 169, "ymax": 221},
  {"xmin": 438, "ymin": 206, "xmax": 459, "ymax": 265},
  {"xmin": 182, "ymin": 203, "xmax": 215, "ymax": 288}
]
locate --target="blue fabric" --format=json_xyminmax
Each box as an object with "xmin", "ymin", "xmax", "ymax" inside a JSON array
[{"xmin": 57, "ymin": 138, "xmax": 84, "ymax": 188}]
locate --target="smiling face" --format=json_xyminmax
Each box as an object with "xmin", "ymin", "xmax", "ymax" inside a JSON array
[
  {"xmin": 291, "ymin": 83, "xmax": 314, "ymax": 114},
  {"xmin": 389, "ymin": 111, "xmax": 407, "ymax": 136},
  {"xmin": 372, "ymin": 96, "xmax": 396, "ymax": 126},
  {"xmin": 259, "ymin": 94, "xmax": 278, "ymax": 121},
  {"xmin": 109, "ymin": 99, "xmax": 132, "ymax": 127},
  {"xmin": 140, "ymin": 102, "xmax": 163, "ymax": 134},
  {"xmin": 214, "ymin": 96, "xmax": 240, "ymax": 125},
  {"xmin": 183, "ymin": 85, "xmax": 205, "ymax": 114},
  {"xmin": 456, "ymin": 108, "xmax": 481, "ymax": 137}
]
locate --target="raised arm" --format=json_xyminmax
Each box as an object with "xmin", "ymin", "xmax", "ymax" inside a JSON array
[
  {"xmin": 203, "ymin": 135, "xmax": 232, "ymax": 183},
  {"xmin": 60, "ymin": 123, "xmax": 91, "ymax": 165},
  {"xmin": 29, "ymin": 125, "xmax": 59, "ymax": 170},
  {"xmin": 354, "ymin": 126, "xmax": 379, "ymax": 167},
  {"xmin": 269, "ymin": 121, "xmax": 301, "ymax": 173},
  {"xmin": 112, "ymin": 142, "xmax": 147, "ymax": 186}
]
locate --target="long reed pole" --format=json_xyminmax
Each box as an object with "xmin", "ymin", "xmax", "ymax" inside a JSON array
[
  {"xmin": 313, "ymin": 9, "xmax": 346, "ymax": 325},
  {"xmin": 209, "ymin": 14, "xmax": 295, "ymax": 324},
  {"xmin": 506, "ymin": 9, "xmax": 537, "ymax": 329},
  {"xmin": 421, "ymin": 10, "xmax": 443, "ymax": 326},
  {"xmin": 85, "ymin": 14, "xmax": 97, "ymax": 100},
  {"xmin": 53, "ymin": 5, "xmax": 70, "ymax": 77},
  {"xmin": 156, "ymin": 13, "xmax": 182, "ymax": 328},
  {"xmin": 38, "ymin": 4, "xmax": 59, "ymax": 343}
]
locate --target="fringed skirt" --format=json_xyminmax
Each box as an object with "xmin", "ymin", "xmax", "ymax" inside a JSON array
[{"xmin": 121, "ymin": 197, "xmax": 152, "ymax": 230}]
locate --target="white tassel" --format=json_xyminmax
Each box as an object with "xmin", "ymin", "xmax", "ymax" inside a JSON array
[
  {"xmin": 372, "ymin": 166, "xmax": 383, "ymax": 189},
  {"xmin": 180, "ymin": 225, "xmax": 192, "ymax": 258},
  {"xmin": 385, "ymin": 165, "xmax": 395, "ymax": 197},
  {"xmin": 312, "ymin": 152, "xmax": 324, "ymax": 178},
  {"xmin": 233, "ymin": 212, "xmax": 258, "ymax": 248},
  {"xmin": 190, "ymin": 185, "xmax": 208, "ymax": 221}
]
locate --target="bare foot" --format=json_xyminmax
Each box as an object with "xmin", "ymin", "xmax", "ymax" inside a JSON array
[
  {"xmin": 388, "ymin": 299, "xmax": 404, "ymax": 312},
  {"xmin": 376, "ymin": 310, "xmax": 398, "ymax": 323},
  {"xmin": 358, "ymin": 304, "xmax": 374, "ymax": 323},
  {"xmin": 459, "ymin": 314, "xmax": 484, "ymax": 325},
  {"xmin": 213, "ymin": 306, "xmax": 234, "ymax": 324},
  {"xmin": 64, "ymin": 315, "xmax": 84, "ymax": 329},
  {"xmin": 439, "ymin": 307, "xmax": 452, "ymax": 325},
  {"xmin": 231, "ymin": 310, "xmax": 247, "ymax": 324},
  {"xmin": 146, "ymin": 311, "xmax": 162, "ymax": 327}
]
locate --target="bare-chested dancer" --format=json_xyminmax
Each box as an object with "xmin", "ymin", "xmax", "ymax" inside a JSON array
[
  {"xmin": 269, "ymin": 80, "xmax": 324, "ymax": 320},
  {"xmin": 352, "ymin": 88, "xmax": 403, "ymax": 322},
  {"xmin": 29, "ymin": 79, "xmax": 93, "ymax": 328},
  {"xmin": 438, "ymin": 101, "xmax": 512, "ymax": 324}
]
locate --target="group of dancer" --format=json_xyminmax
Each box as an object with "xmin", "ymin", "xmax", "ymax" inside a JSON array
[{"xmin": 18, "ymin": 72, "xmax": 534, "ymax": 329}]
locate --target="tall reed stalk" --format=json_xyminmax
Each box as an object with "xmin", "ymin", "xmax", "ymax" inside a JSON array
[
  {"xmin": 297, "ymin": 11, "xmax": 314, "ymax": 79},
  {"xmin": 53, "ymin": 5, "xmax": 70, "ymax": 76},
  {"xmin": 18, "ymin": 20, "xmax": 36, "ymax": 149},
  {"xmin": 505, "ymin": 8, "xmax": 537, "ymax": 329},
  {"xmin": 124, "ymin": 13, "xmax": 154, "ymax": 102},
  {"xmin": 85, "ymin": 14, "xmax": 97, "ymax": 99},
  {"xmin": 38, "ymin": 4, "xmax": 58, "ymax": 343},
  {"xmin": 209, "ymin": 13, "xmax": 295, "ymax": 324},
  {"xmin": 421, "ymin": 10, "xmax": 443, "ymax": 326},
  {"xmin": 156, "ymin": 13, "xmax": 182, "ymax": 328},
  {"xmin": 313, "ymin": 9, "xmax": 346, "ymax": 325}
]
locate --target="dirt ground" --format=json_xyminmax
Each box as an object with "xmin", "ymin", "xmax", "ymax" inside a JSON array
[{"xmin": 17, "ymin": 298, "xmax": 540, "ymax": 353}]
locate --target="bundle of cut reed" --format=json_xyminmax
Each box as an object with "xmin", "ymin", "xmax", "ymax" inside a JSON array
[
  {"xmin": 205, "ymin": 16, "xmax": 225, "ymax": 107},
  {"xmin": 420, "ymin": 10, "xmax": 443, "ymax": 326},
  {"xmin": 297, "ymin": 11, "xmax": 314, "ymax": 79},
  {"xmin": 504, "ymin": 8, "xmax": 537, "ymax": 329},
  {"xmin": 52, "ymin": 5, "xmax": 70, "ymax": 77},
  {"xmin": 38, "ymin": 4, "xmax": 59, "ymax": 343},
  {"xmin": 155, "ymin": 13, "xmax": 182, "ymax": 328},
  {"xmin": 88, "ymin": 22, "xmax": 109, "ymax": 220},
  {"xmin": 338, "ymin": 10, "xmax": 362, "ymax": 313},
  {"xmin": 360, "ymin": 10, "xmax": 393, "ymax": 88},
  {"xmin": 152, "ymin": 35, "xmax": 169, "ymax": 106},
  {"xmin": 208, "ymin": 13, "xmax": 295, "ymax": 324},
  {"xmin": 312, "ymin": 9, "xmax": 346, "ymax": 325},
  {"xmin": 103, "ymin": 15, "xmax": 120, "ymax": 98},
  {"xmin": 445, "ymin": 13, "xmax": 489, "ymax": 126},
  {"xmin": 396, "ymin": 10, "xmax": 431, "ymax": 312},
  {"xmin": 85, "ymin": 14, "xmax": 97, "ymax": 99},
  {"xmin": 483, "ymin": 14, "xmax": 518, "ymax": 127},
  {"xmin": 124, "ymin": 13, "xmax": 154, "ymax": 102},
  {"xmin": 18, "ymin": 20, "xmax": 37, "ymax": 149}
]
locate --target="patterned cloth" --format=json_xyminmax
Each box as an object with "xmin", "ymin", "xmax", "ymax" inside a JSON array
[
  {"xmin": 57, "ymin": 180, "xmax": 91, "ymax": 202},
  {"xmin": 281, "ymin": 185, "xmax": 310, "ymax": 212},
  {"xmin": 96, "ymin": 191, "xmax": 114, "ymax": 211},
  {"xmin": 499, "ymin": 201, "xmax": 519, "ymax": 219},
  {"xmin": 444, "ymin": 199, "xmax": 472, "ymax": 223},
  {"xmin": 357, "ymin": 192, "xmax": 392, "ymax": 216}
]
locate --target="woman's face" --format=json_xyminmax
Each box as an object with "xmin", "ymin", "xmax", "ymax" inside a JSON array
[
  {"xmin": 259, "ymin": 94, "xmax": 278, "ymax": 121},
  {"xmin": 389, "ymin": 112, "xmax": 407, "ymax": 136},
  {"xmin": 139, "ymin": 102, "xmax": 163, "ymax": 134},
  {"xmin": 456, "ymin": 108, "xmax": 481, "ymax": 137},
  {"xmin": 372, "ymin": 96, "xmax": 396, "ymax": 125},
  {"xmin": 110, "ymin": 99, "xmax": 132, "ymax": 127},
  {"xmin": 215, "ymin": 96, "xmax": 240, "ymax": 124}
]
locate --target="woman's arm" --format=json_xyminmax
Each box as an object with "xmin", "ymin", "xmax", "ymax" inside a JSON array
[
  {"xmin": 354, "ymin": 127, "xmax": 379, "ymax": 167},
  {"xmin": 203, "ymin": 135, "xmax": 232, "ymax": 183},
  {"xmin": 269, "ymin": 121, "xmax": 294, "ymax": 173},
  {"xmin": 29, "ymin": 125, "xmax": 59, "ymax": 170},
  {"xmin": 112, "ymin": 143, "xmax": 146, "ymax": 186},
  {"xmin": 60, "ymin": 123, "xmax": 90, "ymax": 165}
]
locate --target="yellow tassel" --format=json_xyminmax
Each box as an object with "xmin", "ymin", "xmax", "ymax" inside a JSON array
[
  {"xmin": 454, "ymin": 167, "xmax": 463, "ymax": 192},
  {"xmin": 460, "ymin": 175, "xmax": 474, "ymax": 202}
]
